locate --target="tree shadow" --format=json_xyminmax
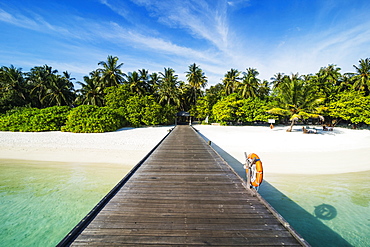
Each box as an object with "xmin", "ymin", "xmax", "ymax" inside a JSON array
[{"xmin": 197, "ymin": 131, "xmax": 353, "ymax": 247}]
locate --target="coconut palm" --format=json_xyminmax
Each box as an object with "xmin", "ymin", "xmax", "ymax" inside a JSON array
[
  {"xmin": 97, "ymin": 55, "xmax": 125, "ymax": 87},
  {"xmin": 0, "ymin": 65, "xmax": 28, "ymax": 108},
  {"xmin": 27, "ymin": 65, "xmax": 59, "ymax": 108},
  {"xmin": 157, "ymin": 68, "xmax": 180, "ymax": 107},
  {"xmin": 125, "ymin": 71, "xmax": 146, "ymax": 95},
  {"xmin": 185, "ymin": 63, "xmax": 207, "ymax": 106},
  {"xmin": 76, "ymin": 70, "xmax": 104, "ymax": 106},
  {"xmin": 352, "ymin": 58, "xmax": 370, "ymax": 95},
  {"xmin": 258, "ymin": 80, "xmax": 271, "ymax": 99},
  {"xmin": 313, "ymin": 64, "xmax": 342, "ymax": 104},
  {"xmin": 269, "ymin": 73, "xmax": 323, "ymax": 132},
  {"xmin": 42, "ymin": 75, "xmax": 75, "ymax": 106},
  {"xmin": 138, "ymin": 68, "xmax": 151, "ymax": 93},
  {"xmin": 186, "ymin": 63, "xmax": 207, "ymax": 90},
  {"xmin": 240, "ymin": 67, "xmax": 260, "ymax": 98},
  {"xmin": 223, "ymin": 69, "xmax": 241, "ymax": 96},
  {"xmin": 148, "ymin": 72, "xmax": 160, "ymax": 94},
  {"xmin": 271, "ymin": 72, "xmax": 285, "ymax": 90},
  {"xmin": 337, "ymin": 73, "xmax": 354, "ymax": 92}
]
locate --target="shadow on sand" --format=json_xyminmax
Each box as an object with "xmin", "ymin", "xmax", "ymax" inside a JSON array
[{"xmin": 197, "ymin": 131, "xmax": 353, "ymax": 247}]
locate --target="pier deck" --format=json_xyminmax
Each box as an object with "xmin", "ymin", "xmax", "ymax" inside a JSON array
[{"xmin": 64, "ymin": 125, "xmax": 307, "ymax": 246}]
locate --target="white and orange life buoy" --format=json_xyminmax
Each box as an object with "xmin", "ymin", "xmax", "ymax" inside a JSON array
[{"xmin": 247, "ymin": 153, "xmax": 263, "ymax": 187}]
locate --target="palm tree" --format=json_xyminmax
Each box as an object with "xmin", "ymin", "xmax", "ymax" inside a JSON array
[
  {"xmin": 271, "ymin": 72, "xmax": 285, "ymax": 90},
  {"xmin": 76, "ymin": 70, "xmax": 105, "ymax": 106},
  {"xmin": 352, "ymin": 58, "xmax": 370, "ymax": 95},
  {"xmin": 138, "ymin": 68, "xmax": 151, "ymax": 93},
  {"xmin": 0, "ymin": 65, "xmax": 29, "ymax": 108},
  {"xmin": 157, "ymin": 68, "xmax": 180, "ymax": 107},
  {"xmin": 97, "ymin": 55, "xmax": 125, "ymax": 87},
  {"xmin": 269, "ymin": 73, "xmax": 323, "ymax": 131},
  {"xmin": 223, "ymin": 69, "xmax": 241, "ymax": 96},
  {"xmin": 148, "ymin": 72, "xmax": 160, "ymax": 95},
  {"xmin": 240, "ymin": 67, "xmax": 260, "ymax": 98},
  {"xmin": 125, "ymin": 71, "xmax": 146, "ymax": 95},
  {"xmin": 258, "ymin": 80, "xmax": 271, "ymax": 99},
  {"xmin": 337, "ymin": 73, "xmax": 354, "ymax": 92},
  {"xmin": 27, "ymin": 65, "xmax": 59, "ymax": 108},
  {"xmin": 42, "ymin": 75, "xmax": 75, "ymax": 106},
  {"xmin": 185, "ymin": 63, "xmax": 207, "ymax": 106},
  {"xmin": 186, "ymin": 63, "xmax": 207, "ymax": 89},
  {"xmin": 314, "ymin": 64, "xmax": 342, "ymax": 104}
]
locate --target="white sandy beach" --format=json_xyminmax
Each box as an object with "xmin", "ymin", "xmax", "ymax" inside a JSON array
[
  {"xmin": 0, "ymin": 127, "xmax": 171, "ymax": 165},
  {"xmin": 195, "ymin": 125, "xmax": 370, "ymax": 175},
  {"xmin": 0, "ymin": 125, "xmax": 369, "ymax": 174}
]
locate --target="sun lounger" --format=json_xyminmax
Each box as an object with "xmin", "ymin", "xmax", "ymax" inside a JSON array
[{"xmin": 302, "ymin": 127, "xmax": 317, "ymax": 134}]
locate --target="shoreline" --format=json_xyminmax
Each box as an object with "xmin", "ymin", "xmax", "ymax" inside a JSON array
[
  {"xmin": 1, "ymin": 125, "xmax": 369, "ymax": 175},
  {"xmin": 0, "ymin": 126, "xmax": 170, "ymax": 165}
]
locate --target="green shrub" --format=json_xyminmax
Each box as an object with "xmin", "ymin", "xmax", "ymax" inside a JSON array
[
  {"xmin": 61, "ymin": 105, "xmax": 126, "ymax": 133},
  {"xmin": 0, "ymin": 106, "xmax": 71, "ymax": 131},
  {"xmin": 31, "ymin": 106, "xmax": 71, "ymax": 131},
  {"xmin": 105, "ymin": 86, "xmax": 176, "ymax": 127},
  {"xmin": 123, "ymin": 95, "xmax": 175, "ymax": 127},
  {"xmin": 104, "ymin": 84, "xmax": 132, "ymax": 108}
]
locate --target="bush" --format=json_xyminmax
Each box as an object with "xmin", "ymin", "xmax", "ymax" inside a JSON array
[
  {"xmin": 61, "ymin": 105, "xmax": 126, "ymax": 133},
  {"xmin": 212, "ymin": 94, "xmax": 244, "ymax": 125},
  {"xmin": 0, "ymin": 106, "xmax": 71, "ymax": 131},
  {"xmin": 329, "ymin": 91, "xmax": 370, "ymax": 124},
  {"xmin": 123, "ymin": 95, "xmax": 165, "ymax": 127},
  {"xmin": 105, "ymin": 86, "xmax": 176, "ymax": 127},
  {"xmin": 31, "ymin": 106, "xmax": 71, "ymax": 131},
  {"xmin": 104, "ymin": 84, "xmax": 132, "ymax": 108}
]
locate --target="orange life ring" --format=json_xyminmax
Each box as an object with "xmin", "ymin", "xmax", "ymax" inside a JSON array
[{"xmin": 247, "ymin": 153, "xmax": 263, "ymax": 187}]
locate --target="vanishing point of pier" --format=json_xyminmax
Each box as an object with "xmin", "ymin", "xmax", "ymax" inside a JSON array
[{"xmin": 58, "ymin": 125, "xmax": 308, "ymax": 246}]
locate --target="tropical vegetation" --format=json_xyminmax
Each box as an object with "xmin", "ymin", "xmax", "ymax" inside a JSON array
[{"xmin": 1, "ymin": 56, "xmax": 369, "ymax": 132}]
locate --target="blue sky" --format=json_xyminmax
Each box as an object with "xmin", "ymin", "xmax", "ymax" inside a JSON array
[{"xmin": 1, "ymin": 0, "xmax": 370, "ymax": 87}]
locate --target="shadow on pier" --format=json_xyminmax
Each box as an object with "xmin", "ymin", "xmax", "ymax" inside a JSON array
[{"xmin": 197, "ymin": 131, "xmax": 353, "ymax": 247}]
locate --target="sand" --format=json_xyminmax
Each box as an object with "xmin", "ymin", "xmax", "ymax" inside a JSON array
[
  {"xmin": 0, "ymin": 127, "xmax": 171, "ymax": 165},
  {"xmin": 195, "ymin": 125, "xmax": 370, "ymax": 174},
  {"xmin": 0, "ymin": 125, "xmax": 369, "ymax": 174}
]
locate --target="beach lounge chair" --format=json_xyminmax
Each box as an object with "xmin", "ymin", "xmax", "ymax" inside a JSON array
[{"xmin": 302, "ymin": 127, "xmax": 317, "ymax": 134}]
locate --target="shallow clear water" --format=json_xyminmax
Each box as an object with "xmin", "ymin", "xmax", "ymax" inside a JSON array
[
  {"xmin": 1, "ymin": 156, "xmax": 369, "ymax": 247},
  {"xmin": 207, "ymin": 141, "xmax": 370, "ymax": 247},
  {"xmin": 259, "ymin": 171, "xmax": 370, "ymax": 247},
  {"xmin": 0, "ymin": 159, "xmax": 129, "ymax": 246}
]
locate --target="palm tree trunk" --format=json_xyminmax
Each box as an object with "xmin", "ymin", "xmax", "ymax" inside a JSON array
[{"xmin": 287, "ymin": 119, "xmax": 295, "ymax": 132}]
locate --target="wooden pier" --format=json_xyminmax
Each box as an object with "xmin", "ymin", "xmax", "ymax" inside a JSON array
[{"xmin": 59, "ymin": 125, "xmax": 308, "ymax": 246}]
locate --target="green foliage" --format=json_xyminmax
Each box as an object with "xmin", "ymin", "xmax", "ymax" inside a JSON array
[
  {"xmin": 105, "ymin": 86, "xmax": 176, "ymax": 126},
  {"xmin": 31, "ymin": 106, "xmax": 72, "ymax": 131},
  {"xmin": 62, "ymin": 105, "xmax": 125, "ymax": 133},
  {"xmin": 211, "ymin": 94, "xmax": 274, "ymax": 125},
  {"xmin": 2, "ymin": 57, "xmax": 370, "ymax": 128},
  {"xmin": 104, "ymin": 84, "xmax": 132, "ymax": 108},
  {"xmin": 122, "ymin": 95, "xmax": 174, "ymax": 127},
  {"xmin": 0, "ymin": 106, "xmax": 71, "ymax": 131},
  {"xmin": 190, "ymin": 96, "xmax": 211, "ymax": 120},
  {"xmin": 212, "ymin": 94, "xmax": 243, "ymax": 125},
  {"xmin": 239, "ymin": 98, "xmax": 272, "ymax": 122},
  {"xmin": 329, "ymin": 91, "xmax": 370, "ymax": 124}
]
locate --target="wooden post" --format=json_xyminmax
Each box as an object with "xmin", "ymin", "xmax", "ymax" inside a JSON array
[
  {"xmin": 246, "ymin": 166, "xmax": 251, "ymax": 189},
  {"xmin": 244, "ymin": 152, "xmax": 251, "ymax": 189}
]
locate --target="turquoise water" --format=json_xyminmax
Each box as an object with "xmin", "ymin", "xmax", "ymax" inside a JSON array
[
  {"xmin": 259, "ymin": 171, "xmax": 370, "ymax": 247},
  {"xmin": 206, "ymin": 140, "xmax": 370, "ymax": 247},
  {"xmin": 1, "ymin": 157, "xmax": 369, "ymax": 246},
  {"xmin": 0, "ymin": 160, "xmax": 129, "ymax": 246}
]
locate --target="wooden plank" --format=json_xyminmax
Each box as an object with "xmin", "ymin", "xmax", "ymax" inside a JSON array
[{"xmin": 67, "ymin": 125, "xmax": 307, "ymax": 246}]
